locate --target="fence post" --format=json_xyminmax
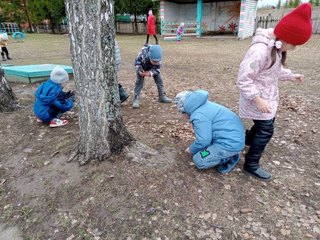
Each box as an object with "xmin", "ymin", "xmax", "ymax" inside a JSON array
[
  {"xmin": 265, "ymin": 13, "xmax": 271, "ymax": 28},
  {"xmin": 315, "ymin": 13, "xmax": 320, "ymax": 34}
]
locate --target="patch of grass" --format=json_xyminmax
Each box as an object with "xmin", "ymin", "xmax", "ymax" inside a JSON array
[
  {"xmin": 0, "ymin": 186, "xmax": 4, "ymax": 196},
  {"xmin": 2, "ymin": 204, "xmax": 13, "ymax": 220},
  {"xmin": 32, "ymin": 158, "xmax": 45, "ymax": 169},
  {"xmin": 77, "ymin": 228, "xmax": 94, "ymax": 240},
  {"xmin": 59, "ymin": 215, "xmax": 72, "ymax": 230},
  {"xmin": 20, "ymin": 206, "xmax": 33, "ymax": 220}
]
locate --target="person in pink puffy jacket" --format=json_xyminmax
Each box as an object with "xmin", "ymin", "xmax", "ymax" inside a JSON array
[{"xmin": 237, "ymin": 3, "xmax": 312, "ymax": 181}]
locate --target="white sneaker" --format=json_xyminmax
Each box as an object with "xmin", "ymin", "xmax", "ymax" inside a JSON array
[{"xmin": 49, "ymin": 118, "xmax": 68, "ymax": 127}]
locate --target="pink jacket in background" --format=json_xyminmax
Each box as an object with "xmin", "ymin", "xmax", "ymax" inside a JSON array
[{"xmin": 237, "ymin": 28, "xmax": 294, "ymax": 120}]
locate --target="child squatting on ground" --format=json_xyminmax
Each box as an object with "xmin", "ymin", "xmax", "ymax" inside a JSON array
[
  {"xmin": 174, "ymin": 90, "xmax": 245, "ymax": 174},
  {"xmin": 176, "ymin": 22, "xmax": 184, "ymax": 45},
  {"xmin": 34, "ymin": 66, "xmax": 74, "ymax": 128},
  {"xmin": 132, "ymin": 44, "xmax": 172, "ymax": 108},
  {"xmin": 237, "ymin": 3, "xmax": 312, "ymax": 181},
  {"xmin": 0, "ymin": 33, "xmax": 12, "ymax": 61}
]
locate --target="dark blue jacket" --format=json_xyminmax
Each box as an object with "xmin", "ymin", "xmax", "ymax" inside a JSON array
[
  {"xmin": 34, "ymin": 80, "xmax": 74, "ymax": 122},
  {"xmin": 184, "ymin": 90, "xmax": 245, "ymax": 154}
]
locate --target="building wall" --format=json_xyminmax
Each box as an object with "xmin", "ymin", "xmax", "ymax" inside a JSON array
[
  {"xmin": 238, "ymin": 0, "xmax": 258, "ymax": 39},
  {"xmin": 161, "ymin": 1, "xmax": 241, "ymax": 33}
]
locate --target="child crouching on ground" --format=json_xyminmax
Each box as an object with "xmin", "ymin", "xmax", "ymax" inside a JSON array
[
  {"xmin": 34, "ymin": 66, "xmax": 74, "ymax": 127},
  {"xmin": 174, "ymin": 90, "xmax": 245, "ymax": 173},
  {"xmin": 132, "ymin": 44, "xmax": 172, "ymax": 108}
]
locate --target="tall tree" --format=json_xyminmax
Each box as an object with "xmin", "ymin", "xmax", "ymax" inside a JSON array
[
  {"xmin": 0, "ymin": 0, "xmax": 24, "ymax": 23},
  {"xmin": 28, "ymin": 0, "xmax": 66, "ymax": 33},
  {"xmin": 284, "ymin": 0, "xmax": 290, "ymax": 8},
  {"xmin": 0, "ymin": 65, "xmax": 18, "ymax": 112},
  {"xmin": 21, "ymin": 0, "xmax": 33, "ymax": 32},
  {"xmin": 292, "ymin": 0, "xmax": 301, "ymax": 7},
  {"xmin": 65, "ymin": 0, "xmax": 135, "ymax": 165},
  {"xmin": 277, "ymin": 0, "xmax": 282, "ymax": 9}
]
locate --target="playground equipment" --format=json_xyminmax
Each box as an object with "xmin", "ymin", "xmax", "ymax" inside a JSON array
[
  {"xmin": 0, "ymin": 22, "xmax": 26, "ymax": 41},
  {"xmin": 2, "ymin": 64, "xmax": 73, "ymax": 83}
]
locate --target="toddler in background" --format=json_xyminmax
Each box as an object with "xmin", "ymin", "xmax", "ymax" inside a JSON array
[
  {"xmin": 176, "ymin": 22, "xmax": 184, "ymax": 45},
  {"xmin": 0, "ymin": 33, "xmax": 12, "ymax": 61}
]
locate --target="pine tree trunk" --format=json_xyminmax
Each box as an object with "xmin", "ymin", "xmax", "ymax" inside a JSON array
[
  {"xmin": 0, "ymin": 66, "xmax": 17, "ymax": 112},
  {"xmin": 65, "ymin": 0, "xmax": 135, "ymax": 165}
]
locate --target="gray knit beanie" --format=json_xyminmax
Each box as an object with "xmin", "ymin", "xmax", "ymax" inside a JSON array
[
  {"xmin": 50, "ymin": 66, "xmax": 69, "ymax": 84},
  {"xmin": 173, "ymin": 91, "xmax": 192, "ymax": 113}
]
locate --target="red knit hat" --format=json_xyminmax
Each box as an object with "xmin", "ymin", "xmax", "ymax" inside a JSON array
[{"xmin": 274, "ymin": 3, "xmax": 312, "ymax": 46}]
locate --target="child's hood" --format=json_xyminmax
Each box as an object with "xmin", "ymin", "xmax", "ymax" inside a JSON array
[
  {"xmin": 252, "ymin": 28, "xmax": 274, "ymax": 46},
  {"xmin": 35, "ymin": 80, "xmax": 62, "ymax": 104},
  {"xmin": 183, "ymin": 90, "xmax": 208, "ymax": 115}
]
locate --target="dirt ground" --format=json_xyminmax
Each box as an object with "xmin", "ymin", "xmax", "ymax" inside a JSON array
[{"xmin": 0, "ymin": 34, "xmax": 320, "ymax": 240}]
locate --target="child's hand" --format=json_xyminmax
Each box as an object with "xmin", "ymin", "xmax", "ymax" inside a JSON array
[
  {"xmin": 254, "ymin": 96, "xmax": 272, "ymax": 113},
  {"xmin": 139, "ymin": 71, "xmax": 151, "ymax": 77},
  {"xmin": 291, "ymin": 74, "xmax": 304, "ymax": 83}
]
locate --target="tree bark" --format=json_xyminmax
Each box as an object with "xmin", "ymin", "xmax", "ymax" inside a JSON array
[
  {"xmin": 22, "ymin": 0, "xmax": 33, "ymax": 33},
  {"xmin": 65, "ymin": 0, "xmax": 135, "ymax": 165},
  {"xmin": 0, "ymin": 66, "xmax": 17, "ymax": 112}
]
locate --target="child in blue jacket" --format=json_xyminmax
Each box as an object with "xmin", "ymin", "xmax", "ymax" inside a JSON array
[
  {"xmin": 174, "ymin": 90, "xmax": 245, "ymax": 173},
  {"xmin": 34, "ymin": 66, "xmax": 74, "ymax": 127}
]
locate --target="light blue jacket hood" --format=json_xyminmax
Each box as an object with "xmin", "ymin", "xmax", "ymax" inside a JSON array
[{"xmin": 184, "ymin": 90, "xmax": 245, "ymax": 154}]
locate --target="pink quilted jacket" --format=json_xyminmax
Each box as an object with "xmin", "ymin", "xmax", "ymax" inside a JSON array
[{"xmin": 237, "ymin": 28, "xmax": 294, "ymax": 120}]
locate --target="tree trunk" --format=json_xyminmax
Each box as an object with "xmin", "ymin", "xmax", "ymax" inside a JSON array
[
  {"xmin": 65, "ymin": 0, "xmax": 135, "ymax": 165},
  {"xmin": 0, "ymin": 66, "xmax": 17, "ymax": 112},
  {"xmin": 134, "ymin": 12, "xmax": 138, "ymax": 34},
  {"xmin": 50, "ymin": 18, "xmax": 55, "ymax": 34},
  {"xmin": 22, "ymin": 0, "xmax": 33, "ymax": 33}
]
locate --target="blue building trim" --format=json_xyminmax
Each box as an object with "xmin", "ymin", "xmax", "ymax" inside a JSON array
[{"xmin": 196, "ymin": 0, "xmax": 203, "ymax": 37}]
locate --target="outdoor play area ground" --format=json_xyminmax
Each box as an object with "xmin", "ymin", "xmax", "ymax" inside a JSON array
[{"xmin": 0, "ymin": 34, "xmax": 320, "ymax": 240}]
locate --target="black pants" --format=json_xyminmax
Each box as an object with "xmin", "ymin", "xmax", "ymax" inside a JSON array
[
  {"xmin": 146, "ymin": 34, "xmax": 158, "ymax": 44},
  {"xmin": 1, "ymin": 47, "xmax": 9, "ymax": 58},
  {"xmin": 244, "ymin": 118, "xmax": 275, "ymax": 171}
]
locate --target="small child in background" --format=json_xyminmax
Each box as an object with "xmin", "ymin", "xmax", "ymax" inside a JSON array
[
  {"xmin": 176, "ymin": 22, "xmax": 184, "ymax": 45},
  {"xmin": 34, "ymin": 66, "xmax": 74, "ymax": 127},
  {"xmin": 237, "ymin": 3, "xmax": 312, "ymax": 181},
  {"xmin": 132, "ymin": 44, "xmax": 172, "ymax": 108},
  {"xmin": 0, "ymin": 33, "xmax": 12, "ymax": 61},
  {"xmin": 174, "ymin": 90, "xmax": 245, "ymax": 173}
]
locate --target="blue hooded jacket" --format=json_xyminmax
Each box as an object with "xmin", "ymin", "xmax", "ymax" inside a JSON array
[
  {"xmin": 183, "ymin": 90, "xmax": 245, "ymax": 154},
  {"xmin": 34, "ymin": 80, "xmax": 74, "ymax": 122}
]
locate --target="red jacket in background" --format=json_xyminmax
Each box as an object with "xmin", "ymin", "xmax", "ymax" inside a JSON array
[{"xmin": 147, "ymin": 14, "xmax": 156, "ymax": 35}]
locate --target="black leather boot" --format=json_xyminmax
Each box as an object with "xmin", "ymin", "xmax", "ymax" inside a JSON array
[
  {"xmin": 243, "ymin": 119, "xmax": 275, "ymax": 181},
  {"xmin": 118, "ymin": 84, "xmax": 129, "ymax": 103}
]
